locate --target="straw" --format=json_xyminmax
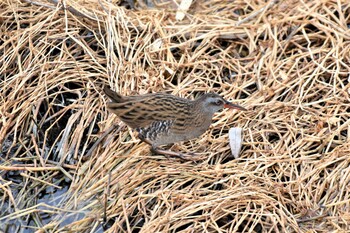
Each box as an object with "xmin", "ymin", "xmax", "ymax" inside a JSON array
[{"xmin": 1, "ymin": 0, "xmax": 350, "ymax": 231}]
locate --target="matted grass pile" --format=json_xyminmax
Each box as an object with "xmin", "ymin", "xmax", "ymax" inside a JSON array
[{"xmin": 1, "ymin": 0, "xmax": 350, "ymax": 232}]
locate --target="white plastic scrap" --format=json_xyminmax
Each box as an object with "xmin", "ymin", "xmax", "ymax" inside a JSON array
[
  {"xmin": 229, "ymin": 127, "xmax": 243, "ymax": 159},
  {"xmin": 176, "ymin": 0, "xmax": 193, "ymax": 21}
]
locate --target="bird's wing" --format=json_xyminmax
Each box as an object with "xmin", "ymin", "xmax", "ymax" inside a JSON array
[{"xmin": 106, "ymin": 93, "xmax": 191, "ymax": 129}]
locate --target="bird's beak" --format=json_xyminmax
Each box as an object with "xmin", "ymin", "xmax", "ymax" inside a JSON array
[{"xmin": 224, "ymin": 101, "xmax": 247, "ymax": 111}]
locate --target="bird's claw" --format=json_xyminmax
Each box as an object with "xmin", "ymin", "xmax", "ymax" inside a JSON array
[{"xmin": 151, "ymin": 147, "xmax": 200, "ymax": 161}]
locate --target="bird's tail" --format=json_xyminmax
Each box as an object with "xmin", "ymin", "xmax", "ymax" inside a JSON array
[{"xmin": 103, "ymin": 86, "xmax": 124, "ymax": 102}]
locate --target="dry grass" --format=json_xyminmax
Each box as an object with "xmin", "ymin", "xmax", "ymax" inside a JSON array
[{"xmin": 1, "ymin": 0, "xmax": 350, "ymax": 232}]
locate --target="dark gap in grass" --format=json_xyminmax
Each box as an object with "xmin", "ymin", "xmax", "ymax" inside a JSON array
[
  {"xmin": 179, "ymin": 179, "xmax": 195, "ymax": 189},
  {"xmin": 303, "ymin": 141, "xmax": 323, "ymax": 156},
  {"xmin": 170, "ymin": 73, "xmax": 180, "ymax": 86},
  {"xmin": 238, "ymin": 91, "xmax": 249, "ymax": 100},
  {"xmin": 276, "ymin": 88, "xmax": 289, "ymax": 102},
  {"xmin": 340, "ymin": 129, "xmax": 347, "ymax": 138},
  {"xmin": 220, "ymin": 68, "xmax": 237, "ymax": 83},
  {"xmin": 213, "ymin": 81, "xmax": 222, "ymax": 89},
  {"xmin": 280, "ymin": 174, "xmax": 291, "ymax": 183},
  {"xmin": 191, "ymin": 91, "xmax": 205, "ymax": 99},
  {"xmin": 304, "ymin": 23, "xmax": 319, "ymax": 33},
  {"xmin": 216, "ymin": 39, "xmax": 232, "ymax": 50},
  {"xmin": 190, "ymin": 39, "xmax": 203, "ymax": 52},
  {"xmin": 216, "ymin": 213, "xmax": 235, "ymax": 229},
  {"xmin": 1, "ymin": 134, "xmax": 17, "ymax": 158},
  {"xmin": 48, "ymin": 44, "xmax": 62, "ymax": 57},
  {"xmin": 3, "ymin": 169, "xmax": 22, "ymax": 184},
  {"xmin": 206, "ymin": 47, "xmax": 221, "ymax": 57},
  {"xmin": 102, "ymin": 217, "xmax": 116, "ymax": 231},
  {"xmin": 174, "ymin": 222, "xmax": 193, "ymax": 232},
  {"xmin": 129, "ymin": 212, "xmax": 146, "ymax": 233},
  {"xmin": 235, "ymin": 44, "xmax": 250, "ymax": 58},
  {"xmin": 267, "ymin": 132, "xmax": 280, "ymax": 143},
  {"xmin": 244, "ymin": 82, "xmax": 257, "ymax": 95}
]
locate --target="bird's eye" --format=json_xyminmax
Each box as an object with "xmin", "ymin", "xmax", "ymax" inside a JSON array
[{"xmin": 214, "ymin": 100, "xmax": 222, "ymax": 106}]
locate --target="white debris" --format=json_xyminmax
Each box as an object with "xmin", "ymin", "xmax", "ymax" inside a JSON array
[
  {"xmin": 229, "ymin": 127, "xmax": 243, "ymax": 159},
  {"xmin": 150, "ymin": 38, "xmax": 163, "ymax": 52},
  {"xmin": 176, "ymin": 0, "xmax": 192, "ymax": 21}
]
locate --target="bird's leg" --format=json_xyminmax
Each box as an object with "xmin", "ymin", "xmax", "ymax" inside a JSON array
[
  {"xmin": 137, "ymin": 135, "xmax": 197, "ymax": 161},
  {"xmin": 137, "ymin": 136, "xmax": 152, "ymax": 146},
  {"xmin": 150, "ymin": 146, "xmax": 192, "ymax": 161}
]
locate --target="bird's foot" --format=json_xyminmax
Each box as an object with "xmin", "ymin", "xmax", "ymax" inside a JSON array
[
  {"xmin": 151, "ymin": 147, "xmax": 199, "ymax": 161},
  {"xmin": 138, "ymin": 134, "xmax": 150, "ymax": 144}
]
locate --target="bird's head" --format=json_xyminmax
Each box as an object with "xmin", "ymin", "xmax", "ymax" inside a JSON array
[{"xmin": 197, "ymin": 93, "xmax": 247, "ymax": 114}]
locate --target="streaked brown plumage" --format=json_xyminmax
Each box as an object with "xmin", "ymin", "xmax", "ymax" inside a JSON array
[{"xmin": 104, "ymin": 86, "xmax": 246, "ymax": 159}]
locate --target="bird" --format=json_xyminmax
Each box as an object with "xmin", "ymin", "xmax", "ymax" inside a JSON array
[{"xmin": 103, "ymin": 86, "xmax": 247, "ymax": 159}]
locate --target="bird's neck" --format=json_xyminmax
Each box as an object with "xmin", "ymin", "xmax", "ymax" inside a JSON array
[
  {"xmin": 192, "ymin": 98, "xmax": 211, "ymax": 113},
  {"xmin": 192, "ymin": 99, "xmax": 215, "ymax": 123}
]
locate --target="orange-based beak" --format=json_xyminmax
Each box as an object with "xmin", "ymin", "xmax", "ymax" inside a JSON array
[{"xmin": 224, "ymin": 101, "xmax": 247, "ymax": 111}]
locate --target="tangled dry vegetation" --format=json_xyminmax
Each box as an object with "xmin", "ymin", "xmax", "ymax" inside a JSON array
[{"xmin": 1, "ymin": 0, "xmax": 350, "ymax": 232}]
